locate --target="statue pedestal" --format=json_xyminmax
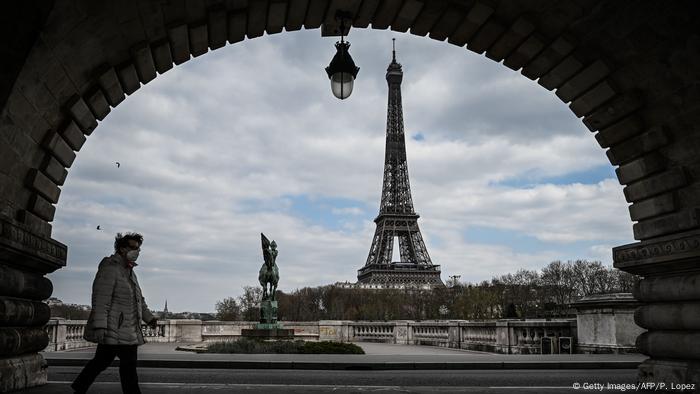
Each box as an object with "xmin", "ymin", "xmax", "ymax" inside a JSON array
[
  {"xmin": 259, "ymin": 300, "xmax": 278, "ymax": 324},
  {"xmin": 241, "ymin": 299, "xmax": 294, "ymax": 339}
]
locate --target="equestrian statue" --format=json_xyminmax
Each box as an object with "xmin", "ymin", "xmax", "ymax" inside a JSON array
[{"xmin": 259, "ymin": 233, "xmax": 279, "ymax": 301}]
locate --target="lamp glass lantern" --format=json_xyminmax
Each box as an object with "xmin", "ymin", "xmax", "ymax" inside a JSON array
[{"xmin": 325, "ymin": 25, "xmax": 359, "ymax": 100}]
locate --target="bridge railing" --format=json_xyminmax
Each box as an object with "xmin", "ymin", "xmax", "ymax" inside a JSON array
[
  {"xmin": 349, "ymin": 322, "xmax": 396, "ymax": 341},
  {"xmin": 43, "ymin": 319, "xmax": 93, "ymax": 351},
  {"xmin": 43, "ymin": 319, "xmax": 169, "ymax": 351},
  {"xmin": 338, "ymin": 319, "xmax": 576, "ymax": 354},
  {"xmin": 41, "ymin": 318, "xmax": 577, "ymax": 354}
]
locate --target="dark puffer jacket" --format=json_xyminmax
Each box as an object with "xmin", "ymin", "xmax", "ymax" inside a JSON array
[{"xmin": 83, "ymin": 254, "xmax": 155, "ymax": 345}]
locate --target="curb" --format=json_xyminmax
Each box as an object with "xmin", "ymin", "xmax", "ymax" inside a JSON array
[{"xmin": 46, "ymin": 359, "xmax": 641, "ymax": 370}]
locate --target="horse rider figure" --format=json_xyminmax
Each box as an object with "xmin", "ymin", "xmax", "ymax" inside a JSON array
[{"xmin": 259, "ymin": 233, "xmax": 279, "ymax": 301}]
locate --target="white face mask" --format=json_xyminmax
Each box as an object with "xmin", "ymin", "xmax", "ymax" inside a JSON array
[{"xmin": 125, "ymin": 249, "xmax": 140, "ymax": 262}]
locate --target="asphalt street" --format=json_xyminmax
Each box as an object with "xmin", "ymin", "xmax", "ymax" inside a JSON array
[
  {"xmin": 24, "ymin": 367, "xmax": 640, "ymax": 393},
  {"xmin": 28, "ymin": 342, "xmax": 647, "ymax": 393}
]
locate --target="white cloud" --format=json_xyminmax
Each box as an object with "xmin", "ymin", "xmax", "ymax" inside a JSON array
[
  {"xmin": 418, "ymin": 179, "xmax": 630, "ymax": 243},
  {"xmin": 429, "ymin": 235, "xmax": 562, "ymax": 284},
  {"xmin": 332, "ymin": 207, "xmax": 365, "ymax": 216}
]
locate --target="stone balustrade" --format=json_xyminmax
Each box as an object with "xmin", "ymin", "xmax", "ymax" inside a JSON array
[
  {"xmin": 44, "ymin": 318, "xmax": 169, "ymax": 351},
  {"xmin": 350, "ymin": 322, "xmax": 396, "ymax": 342},
  {"xmin": 44, "ymin": 319, "xmax": 92, "ymax": 351},
  {"xmin": 41, "ymin": 318, "xmax": 577, "ymax": 354}
]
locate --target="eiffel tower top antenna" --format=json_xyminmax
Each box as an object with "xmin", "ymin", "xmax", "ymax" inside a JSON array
[{"xmin": 392, "ymin": 38, "xmax": 396, "ymax": 62}]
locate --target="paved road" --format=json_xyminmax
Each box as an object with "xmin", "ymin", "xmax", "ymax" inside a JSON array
[
  {"xmin": 30, "ymin": 342, "xmax": 645, "ymax": 393},
  {"xmin": 43, "ymin": 342, "xmax": 646, "ymax": 367},
  {"xmin": 25, "ymin": 367, "xmax": 639, "ymax": 393}
]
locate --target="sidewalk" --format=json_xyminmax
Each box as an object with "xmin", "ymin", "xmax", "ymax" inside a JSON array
[{"xmin": 41, "ymin": 342, "xmax": 645, "ymax": 370}]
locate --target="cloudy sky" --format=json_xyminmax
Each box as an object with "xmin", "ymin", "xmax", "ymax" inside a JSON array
[{"xmin": 50, "ymin": 28, "xmax": 634, "ymax": 313}]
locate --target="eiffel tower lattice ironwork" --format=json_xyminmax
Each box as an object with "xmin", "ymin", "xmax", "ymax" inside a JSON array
[{"xmin": 358, "ymin": 40, "xmax": 442, "ymax": 288}]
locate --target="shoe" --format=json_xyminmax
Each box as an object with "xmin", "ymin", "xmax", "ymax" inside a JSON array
[{"xmin": 70, "ymin": 382, "xmax": 86, "ymax": 394}]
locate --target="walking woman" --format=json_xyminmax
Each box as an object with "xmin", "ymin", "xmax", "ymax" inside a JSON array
[{"xmin": 72, "ymin": 232, "xmax": 157, "ymax": 394}]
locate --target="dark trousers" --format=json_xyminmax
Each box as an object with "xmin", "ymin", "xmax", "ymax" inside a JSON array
[{"xmin": 71, "ymin": 344, "xmax": 141, "ymax": 394}]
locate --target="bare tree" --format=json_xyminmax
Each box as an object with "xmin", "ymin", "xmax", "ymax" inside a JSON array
[
  {"xmin": 570, "ymin": 260, "xmax": 607, "ymax": 297},
  {"xmin": 609, "ymin": 268, "xmax": 638, "ymax": 293},
  {"xmin": 49, "ymin": 303, "xmax": 91, "ymax": 320},
  {"xmin": 215, "ymin": 297, "xmax": 241, "ymax": 321},
  {"xmin": 238, "ymin": 286, "xmax": 262, "ymax": 321},
  {"xmin": 541, "ymin": 260, "xmax": 570, "ymax": 314}
]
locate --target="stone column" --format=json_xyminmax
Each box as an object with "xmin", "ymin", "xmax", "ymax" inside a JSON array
[
  {"xmin": 614, "ymin": 230, "xmax": 700, "ymax": 387},
  {"xmin": 55, "ymin": 319, "xmax": 67, "ymax": 351},
  {"xmin": 161, "ymin": 319, "xmax": 174, "ymax": 342},
  {"xmin": 339, "ymin": 321, "xmax": 351, "ymax": 342},
  {"xmin": 394, "ymin": 320, "xmax": 410, "ymax": 345},
  {"xmin": 0, "ymin": 216, "xmax": 66, "ymax": 391},
  {"xmin": 169, "ymin": 319, "xmax": 203, "ymax": 342},
  {"xmin": 496, "ymin": 319, "xmax": 517, "ymax": 354},
  {"xmin": 447, "ymin": 321, "xmax": 461, "ymax": 349},
  {"xmin": 571, "ymin": 293, "xmax": 644, "ymax": 354}
]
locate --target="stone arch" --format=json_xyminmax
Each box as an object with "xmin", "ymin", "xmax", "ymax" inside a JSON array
[
  {"xmin": 4, "ymin": 1, "xmax": 697, "ymax": 244},
  {"xmin": 1, "ymin": 0, "xmax": 699, "ymax": 391}
]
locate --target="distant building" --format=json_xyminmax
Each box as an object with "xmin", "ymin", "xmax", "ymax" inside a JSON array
[
  {"xmin": 162, "ymin": 311, "xmax": 216, "ymax": 321},
  {"xmin": 45, "ymin": 297, "xmax": 90, "ymax": 310}
]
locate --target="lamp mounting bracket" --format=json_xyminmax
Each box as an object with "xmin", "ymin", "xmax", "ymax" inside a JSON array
[{"xmin": 321, "ymin": 10, "xmax": 353, "ymax": 37}]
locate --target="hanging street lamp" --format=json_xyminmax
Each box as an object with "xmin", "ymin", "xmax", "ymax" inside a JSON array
[{"xmin": 325, "ymin": 11, "xmax": 360, "ymax": 100}]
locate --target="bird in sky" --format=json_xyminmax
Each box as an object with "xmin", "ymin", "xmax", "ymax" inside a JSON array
[
  {"xmin": 96, "ymin": 225, "xmax": 101, "ymax": 230},
  {"xmin": 115, "ymin": 162, "xmax": 120, "ymax": 168}
]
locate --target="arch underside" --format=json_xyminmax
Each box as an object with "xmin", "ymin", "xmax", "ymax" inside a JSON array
[
  {"xmin": 0, "ymin": 0, "xmax": 699, "ymax": 390},
  {"xmin": 1, "ymin": 1, "xmax": 698, "ymax": 246}
]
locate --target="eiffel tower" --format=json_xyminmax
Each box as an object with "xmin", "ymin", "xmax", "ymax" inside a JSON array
[{"xmin": 357, "ymin": 40, "xmax": 443, "ymax": 288}]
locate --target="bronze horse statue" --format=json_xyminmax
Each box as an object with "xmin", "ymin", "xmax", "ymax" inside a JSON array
[{"xmin": 259, "ymin": 233, "xmax": 279, "ymax": 301}]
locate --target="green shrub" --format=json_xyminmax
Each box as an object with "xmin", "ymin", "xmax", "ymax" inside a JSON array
[
  {"xmin": 205, "ymin": 339, "xmax": 365, "ymax": 354},
  {"xmin": 301, "ymin": 341, "xmax": 365, "ymax": 354},
  {"xmin": 206, "ymin": 338, "xmax": 303, "ymax": 353}
]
